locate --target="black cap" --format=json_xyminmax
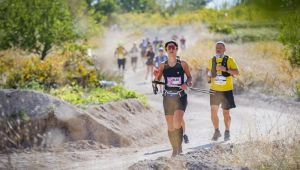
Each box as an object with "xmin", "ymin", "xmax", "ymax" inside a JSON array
[{"xmin": 164, "ymin": 40, "xmax": 178, "ymax": 50}]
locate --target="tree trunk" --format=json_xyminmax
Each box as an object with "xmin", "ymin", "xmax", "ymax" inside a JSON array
[{"xmin": 40, "ymin": 42, "xmax": 51, "ymax": 60}]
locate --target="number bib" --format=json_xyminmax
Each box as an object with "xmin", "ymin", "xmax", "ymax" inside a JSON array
[
  {"xmin": 215, "ymin": 75, "xmax": 226, "ymax": 85},
  {"xmin": 167, "ymin": 77, "xmax": 182, "ymax": 87}
]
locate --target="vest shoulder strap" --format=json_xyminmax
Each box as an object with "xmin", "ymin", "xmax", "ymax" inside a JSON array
[
  {"xmin": 222, "ymin": 55, "xmax": 230, "ymax": 77},
  {"xmin": 222, "ymin": 55, "xmax": 229, "ymax": 67},
  {"xmin": 211, "ymin": 56, "xmax": 217, "ymax": 78}
]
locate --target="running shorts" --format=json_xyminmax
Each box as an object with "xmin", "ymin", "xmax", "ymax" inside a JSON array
[
  {"xmin": 163, "ymin": 93, "xmax": 187, "ymax": 115},
  {"xmin": 210, "ymin": 90, "xmax": 236, "ymax": 110}
]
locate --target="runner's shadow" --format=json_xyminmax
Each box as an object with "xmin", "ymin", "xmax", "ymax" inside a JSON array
[
  {"xmin": 187, "ymin": 141, "xmax": 227, "ymax": 151},
  {"xmin": 144, "ymin": 149, "xmax": 171, "ymax": 156},
  {"xmin": 143, "ymin": 141, "xmax": 226, "ymax": 156}
]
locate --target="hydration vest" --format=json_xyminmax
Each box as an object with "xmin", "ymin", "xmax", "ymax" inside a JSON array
[
  {"xmin": 163, "ymin": 59, "xmax": 185, "ymax": 92},
  {"xmin": 211, "ymin": 55, "xmax": 231, "ymax": 78}
]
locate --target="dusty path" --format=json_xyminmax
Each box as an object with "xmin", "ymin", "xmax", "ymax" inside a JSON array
[
  {"xmin": 1, "ymin": 25, "xmax": 300, "ymax": 170},
  {"xmin": 114, "ymin": 25, "xmax": 300, "ymax": 169}
]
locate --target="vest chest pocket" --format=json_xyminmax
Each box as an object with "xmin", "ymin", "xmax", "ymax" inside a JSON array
[
  {"xmin": 167, "ymin": 77, "xmax": 181, "ymax": 87},
  {"xmin": 215, "ymin": 75, "xmax": 226, "ymax": 85}
]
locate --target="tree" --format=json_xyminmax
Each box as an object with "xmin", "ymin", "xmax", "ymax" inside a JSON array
[
  {"xmin": 163, "ymin": 0, "xmax": 211, "ymax": 15},
  {"xmin": 0, "ymin": 0, "xmax": 77, "ymax": 60},
  {"xmin": 117, "ymin": 0, "xmax": 160, "ymax": 13},
  {"xmin": 236, "ymin": 0, "xmax": 300, "ymax": 66},
  {"xmin": 279, "ymin": 13, "xmax": 300, "ymax": 67}
]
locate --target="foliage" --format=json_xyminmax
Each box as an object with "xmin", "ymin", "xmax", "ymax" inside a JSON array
[
  {"xmin": 163, "ymin": 0, "xmax": 209, "ymax": 14},
  {"xmin": 296, "ymin": 83, "xmax": 300, "ymax": 101},
  {"xmin": 239, "ymin": 0, "xmax": 300, "ymax": 11},
  {"xmin": 67, "ymin": 0, "xmax": 104, "ymax": 39},
  {"xmin": 50, "ymin": 85, "xmax": 148, "ymax": 106},
  {"xmin": 208, "ymin": 23, "xmax": 233, "ymax": 34},
  {"xmin": 0, "ymin": 44, "xmax": 100, "ymax": 89},
  {"xmin": 279, "ymin": 12, "xmax": 300, "ymax": 67},
  {"xmin": 0, "ymin": 0, "xmax": 77, "ymax": 60},
  {"xmin": 235, "ymin": 1, "xmax": 300, "ymax": 67},
  {"xmin": 223, "ymin": 28, "xmax": 278, "ymax": 43},
  {"xmin": 118, "ymin": 0, "xmax": 159, "ymax": 13},
  {"xmin": 9, "ymin": 110, "xmax": 30, "ymax": 122},
  {"xmin": 116, "ymin": 6, "xmax": 279, "ymax": 30}
]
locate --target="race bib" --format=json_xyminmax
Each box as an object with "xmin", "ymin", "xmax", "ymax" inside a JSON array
[
  {"xmin": 167, "ymin": 77, "xmax": 182, "ymax": 87},
  {"xmin": 215, "ymin": 75, "xmax": 226, "ymax": 85}
]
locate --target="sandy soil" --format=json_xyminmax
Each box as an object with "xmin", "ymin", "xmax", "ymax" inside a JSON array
[{"xmin": 1, "ymin": 25, "xmax": 300, "ymax": 170}]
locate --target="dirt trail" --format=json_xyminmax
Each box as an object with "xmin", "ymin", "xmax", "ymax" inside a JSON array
[{"xmin": 1, "ymin": 25, "xmax": 300, "ymax": 170}]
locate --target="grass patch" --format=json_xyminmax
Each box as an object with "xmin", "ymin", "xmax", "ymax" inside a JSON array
[
  {"xmin": 49, "ymin": 85, "xmax": 148, "ymax": 107},
  {"xmin": 223, "ymin": 27, "xmax": 279, "ymax": 43},
  {"xmin": 181, "ymin": 40, "xmax": 300, "ymax": 97}
]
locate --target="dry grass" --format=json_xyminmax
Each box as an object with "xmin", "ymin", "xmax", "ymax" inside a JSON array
[
  {"xmin": 181, "ymin": 40, "xmax": 300, "ymax": 97},
  {"xmin": 219, "ymin": 112, "xmax": 300, "ymax": 170}
]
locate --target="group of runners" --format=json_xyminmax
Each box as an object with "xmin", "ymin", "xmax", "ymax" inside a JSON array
[
  {"xmin": 152, "ymin": 40, "xmax": 239, "ymax": 157},
  {"xmin": 114, "ymin": 35, "xmax": 187, "ymax": 76},
  {"xmin": 114, "ymin": 37, "xmax": 239, "ymax": 158}
]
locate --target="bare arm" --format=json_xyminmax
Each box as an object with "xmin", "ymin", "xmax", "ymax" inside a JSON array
[
  {"xmin": 216, "ymin": 66, "xmax": 239, "ymax": 76},
  {"xmin": 227, "ymin": 68, "xmax": 239, "ymax": 76},
  {"xmin": 154, "ymin": 63, "xmax": 164, "ymax": 81},
  {"xmin": 181, "ymin": 61, "xmax": 192, "ymax": 87}
]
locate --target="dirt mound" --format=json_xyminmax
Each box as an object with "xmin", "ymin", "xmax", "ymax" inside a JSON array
[
  {"xmin": 0, "ymin": 89, "xmax": 165, "ymax": 152},
  {"xmin": 129, "ymin": 144, "xmax": 249, "ymax": 170}
]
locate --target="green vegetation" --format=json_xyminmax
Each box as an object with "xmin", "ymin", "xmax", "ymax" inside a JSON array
[
  {"xmin": 9, "ymin": 110, "xmax": 30, "ymax": 122},
  {"xmin": 224, "ymin": 27, "xmax": 278, "ymax": 43},
  {"xmin": 279, "ymin": 13, "xmax": 300, "ymax": 67},
  {"xmin": 296, "ymin": 83, "xmax": 300, "ymax": 101},
  {"xmin": 208, "ymin": 23, "xmax": 233, "ymax": 34},
  {"xmin": 0, "ymin": 44, "xmax": 99, "ymax": 89},
  {"xmin": 0, "ymin": 0, "xmax": 77, "ymax": 60},
  {"xmin": 50, "ymin": 85, "xmax": 148, "ymax": 106}
]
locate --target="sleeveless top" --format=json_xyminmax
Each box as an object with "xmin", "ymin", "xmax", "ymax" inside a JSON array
[{"xmin": 163, "ymin": 59, "xmax": 185, "ymax": 92}]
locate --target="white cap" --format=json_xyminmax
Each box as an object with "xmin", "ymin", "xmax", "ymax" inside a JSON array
[{"xmin": 216, "ymin": 41, "xmax": 226, "ymax": 47}]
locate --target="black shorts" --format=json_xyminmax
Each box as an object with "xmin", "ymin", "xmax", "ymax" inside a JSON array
[
  {"xmin": 210, "ymin": 90, "xmax": 236, "ymax": 110},
  {"xmin": 163, "ymin": 94, "xmax": 187, "ymax": 115},
  {"xmin": 117, "ymin": 59, "xmax": 126, "ymax": 69},
  {"xmin": 131, "ymin": 57, "xmax": 138, "ymax": 64}
]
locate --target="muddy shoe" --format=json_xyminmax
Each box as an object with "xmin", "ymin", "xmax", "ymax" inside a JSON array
[
  {"xmin": 212, "ymin": 130, "xmax": 221, "ymax": 141},
  {"xmin": 171, "ymin": 149, "xmax": 177, "ymax": 157},
  {"xmin": 183, "ymin": 134, "xmax": 189, "ymax": 144},
  {"xmin": 178, "ymin": 146, "xmax": 183, "ymax": 154},
  {"xmin": 224, "ymin": 130, "xmax": 230, "ymax": 141}
]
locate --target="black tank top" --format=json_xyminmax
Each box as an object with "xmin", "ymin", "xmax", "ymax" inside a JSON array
[{"xmin": 163, "ymin": 59, "xmax": 185, "ymax": 91}]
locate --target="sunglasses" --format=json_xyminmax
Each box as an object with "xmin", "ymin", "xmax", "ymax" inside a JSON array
[{"xmin": 167, "ymin": 45, "xmax": 176, "ymax": 51}]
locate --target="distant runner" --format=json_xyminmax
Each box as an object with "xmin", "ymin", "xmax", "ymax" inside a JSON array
[
  {"xmin": 129, "ymin": 43, "xmax": 139, "ymax": 72},
  {"xmin": 145, "ymin": 46, "xmax": 155, "ymax": 81},
  {"xmin": 206, "ymin": 41, "xmax": 239, "ymax": 141},
  {"xmin": 180, "ymin": 36, "xmax": 186, "ymax": 50},
  {"xmin": 114, "ymin": 43, "xmax": 128, "ymax": 74},
  {"xmin": 139, "ymin": 39, "xmax": 148, "ymax": 63},
  {"xmin": 154, "ymin": 47, "xmax": 168, "ymax": 92},
  {"xmin": 153, "ymin": 40, "xmax": 192, "ymax": 157},
  {"xmin": 153, "ymin": 37, "xmax": 160, "ymax": 53}
]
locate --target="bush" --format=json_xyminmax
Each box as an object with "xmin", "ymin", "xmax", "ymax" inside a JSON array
[
  {"xmin": 222, "ymin": 27, "xmax": 278, "ymax": 43},
  {"xmin": 0, "ymin": 44, "xmax": 100, "ymax": 89},
  {"xmin": 208, "ymin": 23, "xmax": 233, "ymax": 34},
  {"xmin": 279, "ymin": 12, "xmax": 300, "ymax": 67},
  {"xmin": 296, "ymin": 83, "xmax": 300, "ymax": 101},
  {"xmin": 50, "ymin": 85, "xmax": 148, "ymax": 106}
]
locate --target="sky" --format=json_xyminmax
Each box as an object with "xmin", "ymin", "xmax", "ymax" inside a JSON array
[{"xmin": 206, "ymin": 0, "xmax": 238, "ymax": 9}]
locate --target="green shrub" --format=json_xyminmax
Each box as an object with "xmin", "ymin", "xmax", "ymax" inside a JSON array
[
  {"xmin": 208, "ymin": 23, "xmax": 233, "ymax": 34},
  {"xmin": 10, "ymin": 110, "xmax": 30, "ymax": 122},
  {"xmin": 49, "ymin": 85, "xmax": 148, "ymax": 106},
  {"xmin": 0, "ymin": 43, "xmax": 100, "ymax": 89},
  {"xmin": 296, "ymin": 83, "xmax": 300, "ymax": 100}
]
